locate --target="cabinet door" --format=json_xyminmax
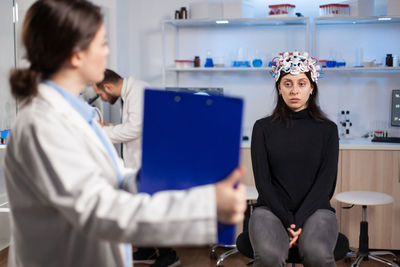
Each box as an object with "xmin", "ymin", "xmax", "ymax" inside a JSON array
[{"xmin": 340, "ymin": 150, "xmax": 400, "ymax": 249}]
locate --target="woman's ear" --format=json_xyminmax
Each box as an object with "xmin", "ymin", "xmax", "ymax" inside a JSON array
[{"xmin": 70, "ymin": 51, "xmax": 84, "ymax": 68}]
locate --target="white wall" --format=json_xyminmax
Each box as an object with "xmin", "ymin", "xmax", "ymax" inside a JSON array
[{"xmin": 116, "ymin": 0, "xmax": 400, "ymax": 138}]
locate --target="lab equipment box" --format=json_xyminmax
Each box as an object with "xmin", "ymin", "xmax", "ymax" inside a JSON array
[
  {"xmin": 343, "ymin": 0, "xmax": 374, "ymax": 16},
  {"xmin": 223, "ymin": 0, "xmax": 255, "ymax": 19},
  {"xmin": 189, "ymin": 2, "xmax": 223, "ymax": 19},
  {"xmin": 388, "ymin": 0, "xmax": 400, "ymax": 16}
]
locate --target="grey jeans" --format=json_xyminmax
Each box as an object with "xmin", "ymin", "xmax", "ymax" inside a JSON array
[{"xmin": 249, "ymin": 207, "xmax": 338, "ymax": 267}]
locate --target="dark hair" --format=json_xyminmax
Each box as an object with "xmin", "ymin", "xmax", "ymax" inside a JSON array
[
  {"xmin": 95, "ymin": 69, "xmax": 122, "ymax": 90},
  {"xmin": 9, "ymin": 0, "xmax": 103, "ymax": 101},
  {"xmin": 271, "ymin": 71, "xmax": 328, "ymax": 124}
]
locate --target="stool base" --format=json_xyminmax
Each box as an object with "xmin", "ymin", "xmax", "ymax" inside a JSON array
[{"xmin": 346, "ymin": 250, "xmax": 399, "ymax": 267}]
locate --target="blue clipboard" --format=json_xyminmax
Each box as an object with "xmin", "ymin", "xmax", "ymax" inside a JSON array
[{"xmin": 140, "ymin": 89, "xmax": 243, "ymax": 245}]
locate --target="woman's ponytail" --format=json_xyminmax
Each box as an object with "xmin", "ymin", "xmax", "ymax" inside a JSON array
[{"xmin": 9, "ymin": 68, "xmax": 39, "ymax": 101}]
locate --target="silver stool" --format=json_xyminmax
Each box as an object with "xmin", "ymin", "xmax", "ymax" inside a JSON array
[
  {"xmin": 210, "ymin": 186, "xmax": 258, "ymax": 266},
  {"xmin": 336, "ymin": 191, "xmax": 399, "ymax": 267}
]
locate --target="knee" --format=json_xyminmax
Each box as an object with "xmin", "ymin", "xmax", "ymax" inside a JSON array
[
  {"xmin": 301, "ymin": 242, "xmax": 335, "ymax": 266},
  {"xmin": 254, "ymin": 247, "xmax": 286, "ymax": 267}
]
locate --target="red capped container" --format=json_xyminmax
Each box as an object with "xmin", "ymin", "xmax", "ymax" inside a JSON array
[
  {"xmin": 174, "ymin": 59, "xmax": 195, "ymax": 68},
  {"xmin": 318, "ymin": 60, "xmax": 328, "ymax": 68},
  {"xmin": 268, "ymin": 4, "xmax": 296, "ymax": 16},
  {"xmin": 319, "ymin": 4, "xmax": 350, "ymax": 16}
]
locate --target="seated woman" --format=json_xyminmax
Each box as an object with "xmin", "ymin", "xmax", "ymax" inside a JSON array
[{"xmin": 249, "ymin": 52, "xmax": 339, "ymax": 267}]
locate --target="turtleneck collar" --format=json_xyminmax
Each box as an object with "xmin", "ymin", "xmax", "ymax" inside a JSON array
[{"xmin": 290, "ymin": 108, "xmax": 310, "ymax": 119}]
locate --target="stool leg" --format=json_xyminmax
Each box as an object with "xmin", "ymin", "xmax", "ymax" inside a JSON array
[
  {"xmin": 210, "ymin": 244, "xmax": 218, "ymax": 259},
  {"xmin": 368, "ymin": 255, "xmax": 399, "ymax": 267},
  {"xmin": 351, "ymin": 255, "xmax": 364, "ymax": 267},
  {"xmin": 216, "ymin": 248, "xmax": 238, "ymax": 266},
  {"xmin": 246, "ymin": 259, "xmax": 255, "ymax": 266},
  {"xmin": 358, "ymin": 206, "xmax": 369, "ymax": 257},
  {"xmin": 370, "ymin": 250, "xmax": 398, "ymax": 261}
]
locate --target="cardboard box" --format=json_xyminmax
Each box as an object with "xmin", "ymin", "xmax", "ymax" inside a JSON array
[
  {"xmin": 223, "ymin": 0, "xmax": 255, "ymax": 19},
  {"xmin": 189, "ymin": 2, "xmax": 223, "ymax": 19}
]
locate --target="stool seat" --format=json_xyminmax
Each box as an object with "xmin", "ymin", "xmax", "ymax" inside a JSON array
[{"xmin": 335, "ymin": 191, "xmax": 394, "ymax": 206}]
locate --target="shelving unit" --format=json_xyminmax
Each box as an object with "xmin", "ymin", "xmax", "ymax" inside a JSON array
[
  {"xmin": 321, "ymin": 67, "xmax": 400, "ymax": 72},
  {"xmin": 314, "ymin": 15, "xmax": 400, "ymax": 25},
  {"xmin": 312, "ymin": 16, "xmax": 400, "ymax": 70},
  {"xmin": 164, "ymin": 17, "xmax": 309, "ymax": 27},
  {"xmin": 162, "ymin": 15, "xmax": 400, "ymax": 87},
  {"xmin": 161, "ymin": 17, "xmax": 310, "ymax": 87},
  {"xmin": 166, "ymin": 67, "xmax": 271, "ymax": 72},
  {"xmin": 167, "ymin": 66, "xmax": 400, "ymax": 73}
]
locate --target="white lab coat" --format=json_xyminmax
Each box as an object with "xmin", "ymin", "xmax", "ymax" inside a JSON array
[
  {"xmin": 103, "ymin": 77, "xmax": 146, "ymax": 169},
  {"xmin": 4, "ymin": 83, "xmax": 217, "ymax": 267}
]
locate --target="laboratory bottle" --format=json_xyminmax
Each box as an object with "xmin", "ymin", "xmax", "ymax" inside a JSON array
[
  {"xmin": 194, "ymin": 56, "xmax": 200, "ymax": 67},
  {"xmin": 386, "ymin": 54, "xmax": 393, "ymax": 67},
  {"xmin": 393, "ymin": 55, "xmax": 399, "ymax": 68},
  {"xmin": 204, "ymin": 50, "xmax": 214, "ymax": 68},
  {"xmin": 252, "ymin": 49, "xmax": 263, "ymax": 67},
  {"xmin": 175, "ymin": 10, "xmax": 180, "ymax": 20},
  {"xmin": 180, "ymin": 7, "xmax": 188, "ymax": 19}
]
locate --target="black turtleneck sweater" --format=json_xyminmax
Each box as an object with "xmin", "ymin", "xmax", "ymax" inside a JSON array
[{"xmin": 251, "ymin": 109, "xmax": 339, "ymax": 229}]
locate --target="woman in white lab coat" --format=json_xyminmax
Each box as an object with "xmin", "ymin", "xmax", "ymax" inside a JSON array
[{"xmin": 5, "ymin": 1, "xmax": 246, "ymax": 266}]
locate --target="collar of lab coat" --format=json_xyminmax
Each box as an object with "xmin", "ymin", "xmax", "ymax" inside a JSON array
[
  {"xmin": 37, "ymin": 83, "xmax": 121, "ymax": 171},
  {"xmin": 120, "ymin": 77, "xmax": 131, "ymax": 103}
]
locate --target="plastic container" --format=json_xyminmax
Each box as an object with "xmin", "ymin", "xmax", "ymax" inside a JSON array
[
  {"xmin": 0, "ymin": 130, "xmax": 9, "ymax": 145},
  {"xmin": 393, "ymin": 56, "xmax": 399, "ymax": 68},
  {"xmin": 336, "ymin": 61, "xmax": 346, "ymax": 67},
  {"xmin": 252, "ymin": 58, "xmax": 263, "ymax": 68},
  {"xmin": 326, "ymin": 60, "xmax": 337, "ymax": 68},
  {"xmin": 319, "ymin": 4, "xmax": 350, "ymax": 16},
  {"xmin": 232, "ymin": 60, "xmax": 251, "ymax": 67},
  {"xmin": 268, "ymin": 4, "xmax": 295, "ymax": 16},
  {"xmin": 204, "ymin": 58, "xmax": 214, "ymax": 68},
  {"xmin": 175, "ymin": 59, "xmax": 194, "ymax": 68},
  {"xmin": 319, "ymin": 60, "xmax": 327, "ymax": 68}
]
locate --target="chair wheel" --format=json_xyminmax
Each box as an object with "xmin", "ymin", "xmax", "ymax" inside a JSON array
[{"xmin": 210, "ymin": 250, "xmax": 217, "ymax": 259}]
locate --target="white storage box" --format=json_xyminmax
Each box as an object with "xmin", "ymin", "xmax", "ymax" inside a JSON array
[
  {"xmin": 319, "ymin": 4, "xmax": 350, "ymax": 16},
  {"xmin": 388, "ymin": 0, "xmax": 400, "ymax": 16},
  {"xmin": 344, "ymin": 0, "xmax": 374, "ymax": 16},
  {"xmin": 223, "ymin": 0, "xmax": 255, "ymax": 19},
  {"xmin": 190, "ymin": 2, "xmax": 223, "ymax": 20}
]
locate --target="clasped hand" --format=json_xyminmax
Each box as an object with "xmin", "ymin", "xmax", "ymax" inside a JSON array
[{"xmin": 287, "ymin": 224, "xmax": 302, "ymax": 248}]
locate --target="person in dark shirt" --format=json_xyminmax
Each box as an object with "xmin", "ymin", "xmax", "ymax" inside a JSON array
[{"xmin": 249, "ymin": 52, "xmax": 339, "ymax": 267}]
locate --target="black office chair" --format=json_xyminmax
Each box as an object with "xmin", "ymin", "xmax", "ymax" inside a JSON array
[{"xmin": 236, "ymin": 230, "xmax": 350, "ymax": 266}]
